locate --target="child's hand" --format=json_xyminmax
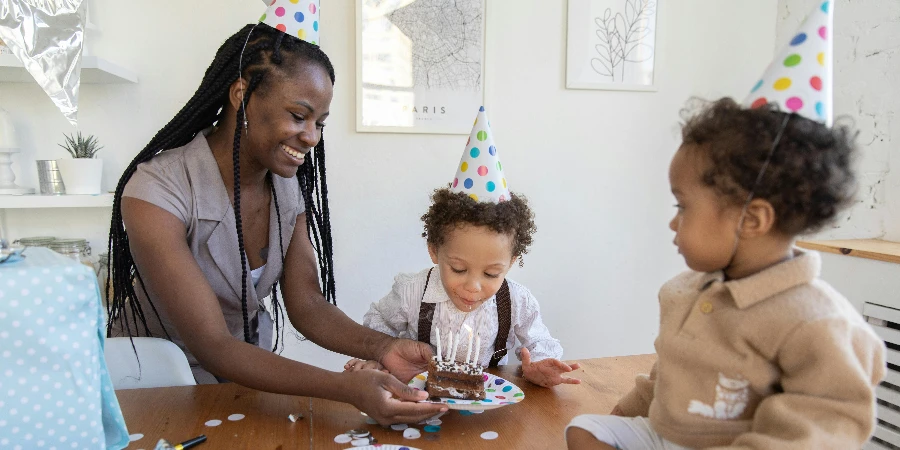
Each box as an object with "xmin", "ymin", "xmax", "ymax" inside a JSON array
[
  {"xmin": 520, "ymin": 348, "xmax": 582, "ymax": 387},
  {"xmin": 344, "ymin": 358, "xmax": 389, "ymax": 373}
]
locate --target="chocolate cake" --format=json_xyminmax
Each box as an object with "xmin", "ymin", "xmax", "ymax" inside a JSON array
[{"xmin": 425, "ymin": 356, "xmax": 485, "ymax": 400}]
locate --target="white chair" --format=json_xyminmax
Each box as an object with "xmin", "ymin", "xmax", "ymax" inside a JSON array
[{"xmin": 104, "ymin": 337, "xmax": 197, "ymax": 389}]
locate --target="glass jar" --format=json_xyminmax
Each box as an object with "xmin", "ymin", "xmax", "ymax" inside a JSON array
[
  {"xmin": 14, "ymin": 236, "xmax": 57, "ymax": 247},
  {"xmin": 48, "ymin": 238, "xmax": 92, "ymax": 264}
]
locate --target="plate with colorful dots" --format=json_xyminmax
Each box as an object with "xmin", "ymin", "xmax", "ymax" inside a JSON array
[{"xmin": 408, "ymin": 372, "xmax": 525, "ymax": 411}]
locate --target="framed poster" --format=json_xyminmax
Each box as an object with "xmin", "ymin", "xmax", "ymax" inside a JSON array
[
  {"xmin": 566, "ymin": 0, "xmax": 658, "ymax": 91},
  {"xmin": 356, "ymin": 0, "xmax": 486, "ymax": 134}
]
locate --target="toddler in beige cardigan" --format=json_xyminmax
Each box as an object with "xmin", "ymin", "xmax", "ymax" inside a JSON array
[{"xmin": 566, "ymin": 98, "xmax": 886, "ymax": 449}]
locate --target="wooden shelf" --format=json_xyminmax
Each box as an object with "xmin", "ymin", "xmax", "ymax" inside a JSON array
[
  {"xmin": 797, "ymin": 239, "xmax": 900, "ymax": 265},
  {"xmin": 0, "ymin": 193, "xmax": 114, "ymax": 209},
  {"xmin": 0, "ymin": 55, "xmax": 137, "ymax": 84}
]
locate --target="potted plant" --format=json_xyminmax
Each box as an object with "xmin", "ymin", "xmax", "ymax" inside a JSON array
[{"xmin": 56, "ymin": 132, "xmax": 103, "ymax": 195}]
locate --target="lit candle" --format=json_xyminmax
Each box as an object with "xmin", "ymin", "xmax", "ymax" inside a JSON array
[
  {"xmin": 464, "ymin": 324, "xmax": 474, "ymax": 364},
  {"xmin": 435, "ymin": 327, "xmax": 442, "ymax": 362},
  {"xmin": 472, "ymin": 336, "xmax": 481, "ymax": 366}
]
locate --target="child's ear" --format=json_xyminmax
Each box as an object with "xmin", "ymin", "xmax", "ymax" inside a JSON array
[
  {"xmin": 428, "ymin": 244, "xmax": 439, "ymax": 264},
  {"xmin": 739, "ymin": 198, "xmax": 777, "ymax": 238}
]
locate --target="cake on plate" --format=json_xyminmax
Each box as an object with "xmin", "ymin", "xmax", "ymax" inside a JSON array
[{"xmin": 425, "ymin": 356, "xmax": 485, "ymax": 400}]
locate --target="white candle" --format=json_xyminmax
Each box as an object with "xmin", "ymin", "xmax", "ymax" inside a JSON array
[
  {"xmin": 446, "ymin": 330, "xmax": 453, "ymax": 362},
  {"xmin": 0, "ymin": 108, "xmax": 18, "ymax": 149},
  {"xmin": 435, "ymin": 327, "xmax": 442, "ymax": 362},
  {"xmin": 450, "ymin": 333, "xmax": 461, "ymax": 362},
  {"xmin": 464, "ymin": 324, "xmax": 474, "ymax": 364},
  {"xmin": 472, "ymin": 336, "xmax": 481, "ymax": 366}
]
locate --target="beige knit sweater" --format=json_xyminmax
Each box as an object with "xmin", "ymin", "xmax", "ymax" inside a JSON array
[{"xmin": 616, "ymin": 249, "xmax": 886, "ymax": 449}]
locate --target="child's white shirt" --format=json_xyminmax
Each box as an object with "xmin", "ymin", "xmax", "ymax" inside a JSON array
[{"xmin": 363, "ymin": 267, "xmax": 563, "ymax": 366}]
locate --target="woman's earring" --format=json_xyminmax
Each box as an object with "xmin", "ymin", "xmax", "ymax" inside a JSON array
[{"xmin": 243, "ymin": 119, "xmax": 249, "ymax": 130}]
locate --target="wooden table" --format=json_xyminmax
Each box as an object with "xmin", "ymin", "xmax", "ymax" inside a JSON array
[{"xmin": 117, "ymin": 354, "xmax": 656, "ymax": 449}]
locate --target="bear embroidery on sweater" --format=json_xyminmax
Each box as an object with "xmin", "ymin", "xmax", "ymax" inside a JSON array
[{"xmin": 687, "ymin": 372, "xmax": 750, "ymax": 420}]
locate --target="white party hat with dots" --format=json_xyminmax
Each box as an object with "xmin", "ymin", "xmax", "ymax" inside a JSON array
[
  {"xmin": 744, "ymin": 0, "xmax": 833, "ymax": 125},
  {"xmin": 450, "ymin": 106, "xmax": 509, "ymax": 203},
  {"xmin": 260, "ymin": 0, "xmax": 320, "ymax": 45}
]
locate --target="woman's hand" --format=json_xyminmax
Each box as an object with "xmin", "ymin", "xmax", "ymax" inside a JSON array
[
  {"xmin": 521, "ymin": 348, "xmax": 582, "ymax": 387},
  {"xmin": 342, "ymin": 369, "xmax": 447, "ymax": 425},
  {"xmin": 377, "ymin": 338, "xmax": 433, "ymax": 383},
  {"xmin": 344, "ymin": 358, "xmax": 388, "ymax": 373}
]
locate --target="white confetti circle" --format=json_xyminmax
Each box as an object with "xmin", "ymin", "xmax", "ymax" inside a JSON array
[
  {"xmin": 351, "ymin": 438, "xmax": 369, "ymax": 446},
  {"xmin": 390, "ymin": 423, "xmax": 409, "ymax": 430},
  {"xmin": 227, "ymin": 414, "xmax": 245, "ymax": 421},
  {"xmin": 204, "ymin": 419, "xmax": 222, "ymax": 427},
  {"xmin": 128, "ymin": 433, "xmax": 144, "ymax": 442},
  {"xmin": 426, "ymin": 419, "xmax": 442, "ymax": 426},
  {"xmin": 333, "ymin": 434, "xmax": 352, "ymax": 444},
  {"xmin": 480, "ymin": 431, "xmax": 499, "ymax": 440},
  {"xmin": 403, "ymin": 427, "xmax": 421, "ymax": 439}
]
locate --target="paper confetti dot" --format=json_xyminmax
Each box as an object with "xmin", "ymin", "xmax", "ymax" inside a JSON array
[
  {"xmin": 481, "ymin": 431, "xmax": 499, "ymax": 440},
  {"xmin": 403, "ymin": 428, "xmax": 421, "ymax": 439},
  {"xmin": 351, "ymin": 438, "xmax": 369, "ymax": 446},
  {"xmin": 424, "ymin": 425, "xmax": 440, "ymax": 432},
  {"xmin": 227, "ymin": 414, "xmax": 245, "ymax": 421},
  {"xmin": 426, "ymin": 419, "xmax": 442, "ymax": 426},
  {"xmin": 334, "ymin": 434, "xmax": 353, "ymax": 444},
  {"xmin": 128, "ymin": 434, "xmax": 143, "ymax": 442},
  {"xmin": 204, "ymin": 419, "xmax": 222, "ymax": 427},
  {"xmin": 391, "ymin": 423, "xmax": 409, "ymax": 430},
  {"xmin": 459, "ymin": 410, "xmax": 474, "ymax": 416}
]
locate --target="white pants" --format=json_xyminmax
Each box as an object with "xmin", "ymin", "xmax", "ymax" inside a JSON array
[{"xmin": 566, "ymin": 415, "xmax": 693, "ymax": 450}]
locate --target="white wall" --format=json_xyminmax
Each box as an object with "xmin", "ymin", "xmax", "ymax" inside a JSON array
[
  {"xmin": 0, "ymin": 0, "xmax": 778, "ymax": 370},
  {"xmin": 778, "ymin": 0, "xmax": 900, "ymax": 240}
]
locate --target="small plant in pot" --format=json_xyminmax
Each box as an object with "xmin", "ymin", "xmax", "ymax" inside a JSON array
[{"xmin": 56, "ymin": 132, "xmax": 104, "ymax": 195}]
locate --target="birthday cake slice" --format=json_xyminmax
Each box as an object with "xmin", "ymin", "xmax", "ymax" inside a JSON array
[{"xmin": 425, "ymin": 357, "xmax": 485, "ymax": 400}]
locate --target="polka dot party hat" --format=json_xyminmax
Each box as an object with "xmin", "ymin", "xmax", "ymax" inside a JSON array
[
  {"xmin": 744, "ymin": 1, "xmax": 833, "ymax": 125},
  {"xmin": 451, "ymin": 106, "xmax": 510, "ymax": 203},
  {"xmin": 260, "ymin": 0, "xmax": 320, "ymax": 45}
]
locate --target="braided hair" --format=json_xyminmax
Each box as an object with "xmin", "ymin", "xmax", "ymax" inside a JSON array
[{"xmin": 106, "ymin": 23, "xmax": 337, "ymax": 350}]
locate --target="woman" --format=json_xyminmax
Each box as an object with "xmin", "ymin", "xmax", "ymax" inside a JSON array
[{"xmin": 106, "ymin": 21, "xmax": 445, "ymax": 424}]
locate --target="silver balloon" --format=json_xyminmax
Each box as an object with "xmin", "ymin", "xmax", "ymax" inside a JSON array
[{"xmin": 0, "ymin": 0, "xmax": 86, "ymax": 127}]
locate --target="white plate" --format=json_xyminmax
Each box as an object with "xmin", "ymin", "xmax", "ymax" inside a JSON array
[{"xmin": 408, "ymin": 372, "xmax": 525, "ymax": 411}]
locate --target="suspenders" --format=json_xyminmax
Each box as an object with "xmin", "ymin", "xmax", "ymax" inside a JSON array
[{"xmin": 417, "ymin": 268, "xmax": 512, "ymax": 368}]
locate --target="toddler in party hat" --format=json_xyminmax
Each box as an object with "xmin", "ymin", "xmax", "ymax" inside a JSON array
[
  {"xmin": 345, "ymin": 107, "xmax": 580, "ymax": 388},
  {"xmin": 567, "ymin": 3, "xmax": 885, "ymax": 449}
]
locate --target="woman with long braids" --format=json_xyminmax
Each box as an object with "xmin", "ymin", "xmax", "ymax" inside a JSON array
[{"xmin": 105, "ymin": 2, "xmax": 446, "ymax": 424}]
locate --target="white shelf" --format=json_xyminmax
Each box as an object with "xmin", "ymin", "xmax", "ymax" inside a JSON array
[
  {"xmin": 0, "ymin": 193, "xmax": 114, "ymax": 209},
  {"xmin": 0, "ymin": 55, "xmax": 137, "ymax": 84}
]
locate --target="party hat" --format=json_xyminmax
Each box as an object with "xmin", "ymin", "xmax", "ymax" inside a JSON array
[
  {"xmin": 451, "ymin": 107, "xmax": 509, "ymax": 203},
  {"xmin": 260, "ymin": 0, "xmax": 320, "ymax": 45},
  {"xmin": 744, "ymin": 1, "xmax": 833, "ymax": 125}
]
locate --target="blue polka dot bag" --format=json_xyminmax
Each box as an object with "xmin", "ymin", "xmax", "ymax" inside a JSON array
[{"xmin": 0, "ymin": 248, "xmax": 129, "ymax": 449}]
